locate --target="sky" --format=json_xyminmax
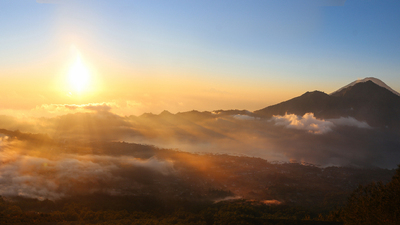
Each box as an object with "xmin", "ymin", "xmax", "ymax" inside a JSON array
[{"xmin": 1, "ymin": 0, "xmax": 400, "ymax": 116}]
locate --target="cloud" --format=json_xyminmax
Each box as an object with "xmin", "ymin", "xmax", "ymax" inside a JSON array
[
  {"xmin": 232, "ymin": 114, "xmax": 255, "ymax": 120},
  {"xmin": 34, "ymin": 102, "xmax": 116, "ymax": 115},
  {"xmin": 214, "ymin": 196, "xmax": 242, "ymax": 203},
  {"xmin": 270, "ymin": 113, "xmax": 334, "ymax": 134},
  {"xmin": 0, "ymin": 146, "xmax": 175, "ymax": 200},
  {"xmin": 0, "ymin": 115, "xmax": 39, "ymax": 133},
  {"xmin": 0, "ymin": 106, "xmax": 397, "ymax": 184},
  {"xmin": 328, "ymin": 117, "xmax": 371, "ymax": 129},
  {"xmin": 123, "ymin": 157, "xmax": 175, "ymax": 175},
  {"xmin": 0, "ymin": 101, "xmax": 147, "ymax": 119},
  {"xmin": 270, "ymin": 113, "xmax": 371, "ymax": 134},
  {"xmin": 83, "ymin": 103, "xmax": 112, "ymax": 112},
  {"xmin": 0, "ymin": 108, "xmax": 399, "ymax": 203},
  {"xmin": 124, "ymin": 111, "xmax": 398, "ymax": 168}
]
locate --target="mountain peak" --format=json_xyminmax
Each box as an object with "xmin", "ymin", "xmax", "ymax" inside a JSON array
[
  {"xmin": 331, "ymin": 77, "xmax": 400, "ymax": 96},
  {"xmin": 159, "ymin": 110, "xmax": 173, "ymax": 116}
]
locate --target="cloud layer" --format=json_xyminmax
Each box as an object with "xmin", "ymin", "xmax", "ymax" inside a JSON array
[
  {"xmin": 0, "ymin": 106, "xmax": 398, "ymax": 178},
  {"xmin": 0, "ymin": 138, "xmax": 175, "ymax": 200},
  {"xmin": 0, "ymin": 106, "xmax": 399, "ymax": 201}
]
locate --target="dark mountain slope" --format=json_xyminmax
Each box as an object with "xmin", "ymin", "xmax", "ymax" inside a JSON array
[
  {"xmin": 254, "ymin": 80, "xmax": 400, "ymax": 129},
  {"xmin": 332, "ymin": 80, "xmax": 400, "ymax": 127}
]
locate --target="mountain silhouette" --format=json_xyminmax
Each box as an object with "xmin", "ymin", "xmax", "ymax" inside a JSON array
[{"xmin": 254, "ymin": 78, "xmax": 400, "ymax": 129}]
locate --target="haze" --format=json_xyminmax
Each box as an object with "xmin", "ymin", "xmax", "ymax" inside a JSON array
[{"xmin": 1, "ymin": 0, "xmax": 400, "ymax": 208}]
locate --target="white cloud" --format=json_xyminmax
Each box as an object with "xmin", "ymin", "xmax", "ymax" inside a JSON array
[
  {"xmin": 28, "ymin": 102, "xmax": 120, "ymax": 118},
  {"xmin": 270, "ymin": 113, "xmax": 370, "ymax": 134},
  {"xmin": 271, "ymin": 113, "xmax": 334, "ymax": 134},
  {"xmin": 328, "ymin": 117, "xmax": 371, "ymax": 129},
  {"xmin": 0, "ymin": 150, "xmax": 174, "ymax": 200},
  {"xmin": 123, "ymin": 157, "xmax": 175, "ymax": 175}
]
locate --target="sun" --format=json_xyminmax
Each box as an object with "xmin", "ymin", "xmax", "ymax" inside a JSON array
[{"xmin": 68, "ymin": 55, "xmax": 90, "ymax": 93}]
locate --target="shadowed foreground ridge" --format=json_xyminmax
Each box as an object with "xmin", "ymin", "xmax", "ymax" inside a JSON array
[{"xmin": 331, "ymin": 165, "xmax": 400, "ymax": 225}]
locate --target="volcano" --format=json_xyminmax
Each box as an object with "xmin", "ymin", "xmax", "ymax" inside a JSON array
[{"xmin": 254, "ymin": 78, "xmax": 400, "ymax": 129}]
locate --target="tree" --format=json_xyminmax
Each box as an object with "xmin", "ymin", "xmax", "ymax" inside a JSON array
[{"xmin": 342, "ymin": 165, "xmax": 400, "ymax": 225}]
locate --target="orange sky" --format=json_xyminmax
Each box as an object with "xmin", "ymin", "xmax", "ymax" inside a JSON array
[{"xmin": 0, "ymin": 44, "xmax": 307, "ymax": 117}]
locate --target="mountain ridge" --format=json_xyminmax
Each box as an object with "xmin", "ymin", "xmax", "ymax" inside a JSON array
[{"xmin": 141, "ymin": 77, "xmax": 400, "ymax": 130}]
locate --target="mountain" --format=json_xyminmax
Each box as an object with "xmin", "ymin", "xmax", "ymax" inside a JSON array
[
  {"xmin": 331, "ymin": 77, "xmax": 400, "ymax": 96},
  {"xmin": 134, "ymin": 78, "xmax": 400, "ymax": 130},
  {"xmin": 254, "ymin": 78, "xmax": 400, "ymax": 129}
]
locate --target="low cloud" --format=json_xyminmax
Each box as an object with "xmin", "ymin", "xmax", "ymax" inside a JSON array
[
  {"xmin": 0, "ymin": 106, "xmax": 397, "ymax": 186},
  {"xmin": 123, "ymin": 157, "xmax": 174, "ymax": 175},
  {"xmin": 83, "ymin": 103, "xmax": 112, "ymax": 112},
  {"xmin": 232, "ymin": 114, "xmax": 255, "ymax": 120},
  {"xmin": 214, "ymin": 196, "xmax": 242, "ymax": 203},
  {"xmin": 270, "ymin": 113, "xmax": 334, "ymax": 134},
  {"xmin": 0, "ymin": 106, "xmax": 399, "ymax": 202},
  {"xmin": 329, "ymin": 117, "xmax": 371, "ymax": 129},
  {"xmin": 0, "ymin": 145, "xmax": 175, "ymax": 200},
  {"xmin": 34, "ymin": 103, "xmax": 116, "ymax": 116},
  {"xmin": 270, "ymin": 113, "xmax": 371, "ymax": 134}
]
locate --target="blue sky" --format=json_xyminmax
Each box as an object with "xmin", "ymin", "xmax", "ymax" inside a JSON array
[{"xmin": 0, "ymin": 0, "xmax": 399, "ymax": 114}]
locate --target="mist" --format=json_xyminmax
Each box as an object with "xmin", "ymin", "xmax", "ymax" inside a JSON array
[
  {"xmin": 1, "ymin": 107, "xmax": 399, "ymax": 169},
  {"xmin": 0, "ymin": 106, "xmax": 398, "ymax": 206}
]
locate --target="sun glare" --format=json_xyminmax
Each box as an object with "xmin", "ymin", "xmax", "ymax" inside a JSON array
[{"xmin": 68, "ymin": 55, "xmax": 90, "ymax": 93}]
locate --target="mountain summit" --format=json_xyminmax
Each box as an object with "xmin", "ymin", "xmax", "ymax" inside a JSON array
[{"xmin": 330, "ymin": 77, "xmax": 400, "ymax": 96}]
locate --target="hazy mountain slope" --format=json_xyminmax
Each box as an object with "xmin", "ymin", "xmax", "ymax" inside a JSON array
[{"xmin": 253, "ymin": 91, "xmax": 338, "ymax": 118}]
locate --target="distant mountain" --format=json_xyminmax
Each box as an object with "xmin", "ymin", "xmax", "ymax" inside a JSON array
[
  {"xmin": 254, "ymin": 78, "xmax": 400, "ymax": 129},
  {"xmin": 145, "ymin": 109, "xmax": 254, "ymax": 121},
  {"xmin": 136, "ymin": 78, "xmax": 400, "ymax": 129}
]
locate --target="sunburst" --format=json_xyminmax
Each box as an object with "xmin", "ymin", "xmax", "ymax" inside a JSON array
[{"xmin": 68, "ymin": 55, "xmax": 90, "ymax": 93}]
